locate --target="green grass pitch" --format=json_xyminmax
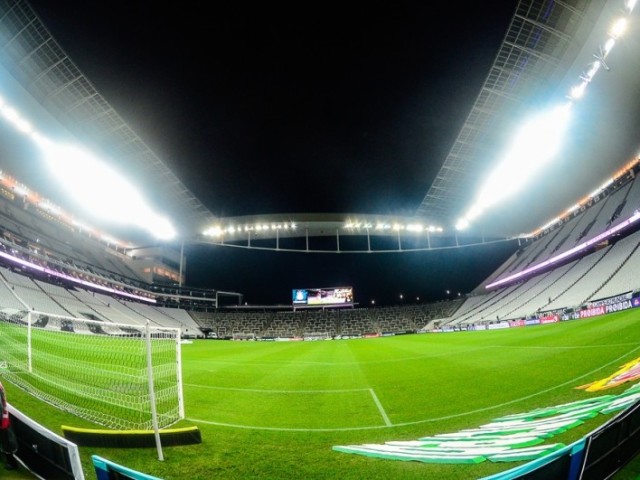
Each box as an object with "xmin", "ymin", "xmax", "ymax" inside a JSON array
[{"xmin": 3, "ymin": 310, "xmax": 640, "ymax": 480}]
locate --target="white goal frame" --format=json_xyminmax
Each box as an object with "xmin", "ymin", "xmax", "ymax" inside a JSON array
[{"xmin": 0, "ymin": 310, "xmax": 184, "ymax": 460}]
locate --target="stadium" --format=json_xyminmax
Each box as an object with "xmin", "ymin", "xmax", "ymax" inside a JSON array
[{"xmin": 0, "ymin": 0, "xmax": 639, "ymax": 479}]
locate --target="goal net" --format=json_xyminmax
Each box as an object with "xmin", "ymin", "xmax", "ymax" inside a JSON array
[
  {"xmin": 0, "ymin": 310, "xmax": 183, "ymax": 431},
  {"xmin": 303, "ymin": 331, "xmax": 331, "ymax": 341},
  {"xmin": 232, "ymin": 332, "xmax": 256, "ymax": 341}
]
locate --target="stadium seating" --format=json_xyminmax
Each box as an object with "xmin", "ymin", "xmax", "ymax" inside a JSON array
[{"xmin": 0, "ymin": 155, "xmax": 640, "ymax": 337}]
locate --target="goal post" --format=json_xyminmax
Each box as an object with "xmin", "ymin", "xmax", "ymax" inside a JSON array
[
  {"xmin": 0, "ymin": 310, "xmax": 184, "ymax": 434},
  {"xmin": 303, "ymin": 331, "xmax": 331, "ymax": 341}
]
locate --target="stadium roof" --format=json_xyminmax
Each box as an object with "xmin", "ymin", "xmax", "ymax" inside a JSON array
[
  {"xmin": 0, "ymin": 0, "xmax": 638, "ymax": 245},
  {"xmin": 416, "ymin": 0, "xmax": 608, "ymax": 223},
  {"xmin": 0, "ymin": 0, "xmax": 216, "ymax": 237}
]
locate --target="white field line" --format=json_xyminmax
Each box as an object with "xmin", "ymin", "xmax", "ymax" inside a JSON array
[
  {"xmin": 184, "ymin": 383, "xmax": 368, "ymax": 394},
  {"xmin": 485, "ymin": 342, "xmax": 639, "ymax": 349},
  {"xmin": 369, "ymin": 388, "xmax": 392, "ymax": 426}
]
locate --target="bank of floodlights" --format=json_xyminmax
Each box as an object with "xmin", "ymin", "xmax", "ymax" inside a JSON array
[
  {"xmin": 0, "ymin": 94, "xmax": 176, "ymax": 240},
  {"xmin": 203, "ymin": 222, "xmax": 298, "ymax": 238},
  {"xmin": 456, "ymin": 0, "xmax": 636, "ymax": 232}
]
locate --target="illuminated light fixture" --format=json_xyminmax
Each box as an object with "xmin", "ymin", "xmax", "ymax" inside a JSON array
[
  {"xmin": 39, "ymin": 202, "xmax": 60, "ymax": 216},
  {"xmin": 0, "ymin": 93, "xmax": 176, "ymax": 240},
  {"xmin": 540, "ymin": 217, "xmax": 561, "ymax": 230},
  {"xmin": 291, "ymin": 223, "xmax": 297, "ymax": 230},
  {"xmin": 610, "ymin": 17, "xmax": 628, "ymax": 38},
  {"xmin": 457, "ymin": 103, "xmax": 572, "ymax": 230},
  {"xmin": 566, "ymin": 204, "xmax": 581, "ymax": 214},
  {"xmin": 456, "ymin": 218, "xmax": 469, "ymax": 231},
  {"xmin": 203, "ymin": 226, "xmax": 223, "ymax": 237},
  {"xmin": 569, "ymin": 81, "xmax": 588, "ymax": 100},
  {"xmin": 456, "ymin": 0, "xmax": 636, "ymax": 232},
  {"xmin": 589, "ymin": 177, "xmax": 613, "ymax": 197},
  {"xmin": 13, "ymin": 185, "xmax": 27, "ymax": 196},
  {"xmin": 586, "ymin": 61, "xmax": 602, "ymax": 80},
  {"xmin": 1, "ymin": 106, "xmax": 20, "ymax": 124},
  {"xmin": 603, "ymin": 37, "xmax": 616, "ymax": 56},
  {"xmin": 466, "ymin": 204, "xmax": 484, "ymax": 222}
]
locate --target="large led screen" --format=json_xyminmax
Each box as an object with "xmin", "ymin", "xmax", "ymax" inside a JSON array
[{"xmin": 292, "ymin": 287, "xmax": 353, "ymax": 305}]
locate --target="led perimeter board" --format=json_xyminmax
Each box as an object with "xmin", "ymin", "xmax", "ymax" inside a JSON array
[{"xmin": 292, "ymin": 287, "xmax": 353, "ymax": 306}]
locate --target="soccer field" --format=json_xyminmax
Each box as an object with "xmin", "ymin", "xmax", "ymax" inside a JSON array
[{"xmin": 4, "ymin": 310, "xmax": 640, "ymax": 480}]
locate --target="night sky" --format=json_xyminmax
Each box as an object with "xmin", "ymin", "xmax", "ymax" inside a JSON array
[{"xmin": 20, "ymin": 1, "xmax": 537, "ymax": 305}]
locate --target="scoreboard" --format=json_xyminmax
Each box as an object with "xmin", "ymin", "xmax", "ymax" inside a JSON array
[{"xmin": 292, "ymin": 287, "xmax": 353, "ymax": 306}]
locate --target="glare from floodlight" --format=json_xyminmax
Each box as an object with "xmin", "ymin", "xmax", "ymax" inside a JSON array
[
  {"xmin": 456, "ymin": 103, "xmax": 572, "ymax": 230},
  {"xmin": 587, "ymin": 61, "xmax": 601, "ymax": 78},
  {"xmin": 610, "ymin": 18, "xmax": 628, "ymax": 38},
  {"xmin": 0, "ymin": 93, "xmax": 177, "ymax": 240},
  {"xmin": 478, "ymin": 103, "xmax": 571, "ymax": 207},
  {"xmin": 566, "ymin": 204, "xmax": 581, "ymax": 214},
  {"xmin": 603, "ymin": 37, "xmax": 616, "ymax": 56},
  {"xmin": 455, "ymin": 219, "xmax": 469, "ymax": 231},
  {"xmin": 42, "ymin": 144, "xmax": 176, "ymax": 240},
  {"xmin": 570, "ymin": 82, "xmax": 587, "ymax": 100},
  {"xmin": 627, "ymin": 0, "xmax": 637, "ymax": 12},
  {"xmin": 466, "ymin": 205, "xmax": 483, "ymax": 221}
]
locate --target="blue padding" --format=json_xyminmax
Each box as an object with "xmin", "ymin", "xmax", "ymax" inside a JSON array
[
  {"xmin": 91, "ymin": 455, "xmax": 163, "ymax": 480},
  {"xmin": 478, "ymin": 438, "xmax": 586, "ymax": 480}
]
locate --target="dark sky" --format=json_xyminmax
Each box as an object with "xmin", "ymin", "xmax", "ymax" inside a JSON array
[{"xmin": 21, "ymin": 1, "xmax": 524, "ymax": 305}]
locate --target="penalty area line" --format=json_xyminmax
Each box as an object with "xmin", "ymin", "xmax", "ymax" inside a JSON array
[
  {"xmin": 369, "ymin": 388, "xmax": 392, "ymax": 426},
  {"xmin": 184, "ymin": 383, "xmax": 370, "ymax": 394}
]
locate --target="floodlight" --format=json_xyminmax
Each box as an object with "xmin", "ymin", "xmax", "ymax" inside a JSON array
[
  {"xmin": 570, "ymin": 82, "xmax": 587, "ymax": 100},
  {"xmin": 485, "ymin": 103, "xmax": 571, "ymax": 203},
  {"xmin": 41, "ymin": 143, "xmax": 176, "ymax": 240},
  {"xmin": 610, "ymin": 18, "xmax": 628, "ymax": 38},
  {"xmin": 566, "ymin": 204, "xmax": 580, "ymax": 214},
  {"xmin": 603, "ymin": 37, "xmax": 616, "ymax": 56},
  {"xmin": 457, "ymin": 103, "xmax": 571, "ymax": 229},
  {"xmin": 0, "ymin": 92, "xmax": 177, "ymax": 240},
  {"xmin": 586, "ymin": 61, "xmax": 601, "ymax": 80},
  {"xmin": 455, "ymin": 219, "xmax": 469, "ymax": 231},
  {"xmin": 466, "ymin": 205, "xmax": 483, "ymax": 221}
]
